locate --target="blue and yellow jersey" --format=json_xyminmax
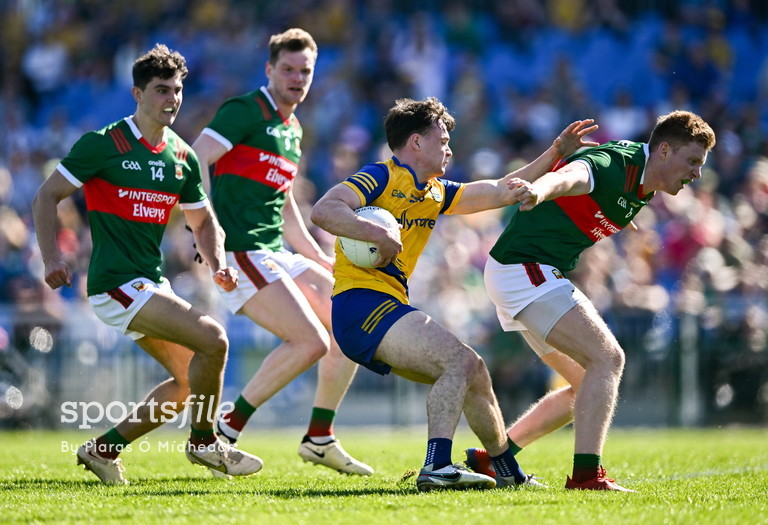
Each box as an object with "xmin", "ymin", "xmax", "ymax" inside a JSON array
[{"xmin": 332, "ymin": 156, "xmax": 466, "ymax": 303}]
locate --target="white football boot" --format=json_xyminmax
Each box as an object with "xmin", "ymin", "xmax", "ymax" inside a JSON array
[
  {"xmin": 186, "ymin": 439, "xmax": 263, "ymax": 477},
  {"xmin": 416, "ymin": 464, "xmax": 496, "ymax": 492},
  {"xmin": 298, "ymin": 435, "xmax": 374, "ymax": 476},
  {"xmin": 76, "ymin": 439, "xmax": 128, "ymax": 485}
]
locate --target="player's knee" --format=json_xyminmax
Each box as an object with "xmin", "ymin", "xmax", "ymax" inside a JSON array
[
  {"xmin": 298, "ymin": 331, "xmax": 331, "ymax": 364},
  {"xmin": 595, "ymin": 344, "xmax": 625, "ymax": 377},
  {"xmin": 607, "ymin": 345, "xmax": 626, "ymax": 375},
  {"xmin": 196, "ymin": 322, "xmax": 229, "ymax": 362},
  {"xmin": 456, "ymin": 348, "xmax": 485, "ymax": 382}
]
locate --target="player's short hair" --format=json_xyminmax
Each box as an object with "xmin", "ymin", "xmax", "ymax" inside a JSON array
[
  {"xmin": 649, "ymin": 110, "xmax": 716, "ymax": 152},
  {"xmin": 132, "ymin": 43, "xmax": 188, "ymax": 90},
  {"xmin": 384, "ymin": 97, "xmax": 456, "ymax": 151},
  {"xmin": 269, "ymin": 28, "xmax": 318, "ymax": 65}
]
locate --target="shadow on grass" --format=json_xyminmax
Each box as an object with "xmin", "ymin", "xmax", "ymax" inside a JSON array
[{"xmin": 0, "ymin": 477, "xmax": 417, "ymax": 498}]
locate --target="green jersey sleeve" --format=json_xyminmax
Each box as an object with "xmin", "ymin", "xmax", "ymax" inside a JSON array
[
  {"xmin": 60, "ymin": 131, "xmax": 111, "ymax": 184},
  {"xmin": 206, "ymin": 97, "xmax": 257, "ymax": 148}
]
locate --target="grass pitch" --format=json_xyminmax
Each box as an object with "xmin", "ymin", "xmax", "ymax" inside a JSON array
[{"xmin": 1, "ymin": 426, "xmax": 766, "ymax": 524}]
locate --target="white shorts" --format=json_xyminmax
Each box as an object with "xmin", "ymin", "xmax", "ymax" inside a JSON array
[
  {"xmin": 218, "ymin": 248, "xmax": 312, "ymax": 313},
  {"xmin": 89, "ymin": 277, "xmax": 173, "ymax": 340},
  {"xmin": 484, "ymin": 256, "xmax": 589, "ymax": 355}
]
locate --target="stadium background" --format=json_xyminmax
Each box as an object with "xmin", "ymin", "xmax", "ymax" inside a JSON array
[{"xmin": 0, "ymin": 0, "xmax": 766, "ymax": 432}]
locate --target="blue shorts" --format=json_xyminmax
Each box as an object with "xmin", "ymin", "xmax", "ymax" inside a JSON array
[{"xmin": 331, "ymin": 289, "xmax": 417, "ymax": 375}]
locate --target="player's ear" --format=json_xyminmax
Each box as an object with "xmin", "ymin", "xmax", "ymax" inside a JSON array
[
  {"xmin": 410, "ymin": 133, "xmax": 421, "ymax": 151},
  {"xmin": 660, "ymin": 141, "xmax": 670, "ymax": 160}
]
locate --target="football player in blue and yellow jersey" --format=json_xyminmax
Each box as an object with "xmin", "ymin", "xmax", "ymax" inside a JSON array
[{"xmin": 311, "ymin": 96, "xmax": 598, "ymax": 491}]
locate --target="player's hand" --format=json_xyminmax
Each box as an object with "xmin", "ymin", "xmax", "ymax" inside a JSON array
[
  {"xmin": 44, "ymin": 260, "xmax": 73, "ymax": 290},
  {"xmin": 553, "ymin": 119, "xmax": 599, "ymax": 159},
  {"xmin": 213, "ymin": 267, "xmax": 238, "ymax": 291},
  {"xmin": 372, "ymin": 226, "xmax": 403, "ymax": 268},
  {"xmin": 315, "ymin": 252, "xmax": 335, "ymax": 273},
  {"xmin": 508, "ymin": 178, "xmax": 543, "ymax": 211}
]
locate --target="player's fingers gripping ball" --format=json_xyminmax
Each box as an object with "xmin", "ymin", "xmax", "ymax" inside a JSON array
[{"xmin": 339, "ymin": 206, "xmax": 400, "ymax": 268}]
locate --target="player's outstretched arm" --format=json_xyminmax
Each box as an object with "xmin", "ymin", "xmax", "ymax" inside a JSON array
[
  {"xmin": 32, "ymin": 171, "xmax": 79, "ymax": 289},
  {"xmin": 510, "ymin": 160, "xmax": 593, "ymax": 212},
  {"xmin": 451, "ymin": 120, "xmax": 598, "ymax": 215}
]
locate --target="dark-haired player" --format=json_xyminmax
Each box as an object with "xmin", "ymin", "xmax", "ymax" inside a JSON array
[{"xmin": 33, "ymin": 43, "xmax": 262, "ymax": 484}]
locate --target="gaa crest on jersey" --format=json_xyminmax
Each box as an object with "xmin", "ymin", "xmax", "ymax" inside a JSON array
[
  {"xmin": 132, "ymin": 281, "xmax": 149, "ymax": 292},
  {"xmin": 175, "ymin": 164, "xmax": 184, "ymax": 180}
]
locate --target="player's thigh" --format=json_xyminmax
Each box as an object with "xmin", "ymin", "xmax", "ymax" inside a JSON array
[
  {"xmin": 374, "ymin": 310, "xmax": 477, "ymax": 383},
  {"xmin": 128, "ymin": 288, "xmax": 225, "ymax": 351},
  {"xmin": 136, "ymin": 336, "xmax": 194, "ymax": 384},
  {"xmin": 240, "ymin": 276, "xmax": 327, "ymax": 343},
  {"xmin": 292, "ymin": 263, "xmax": 333, "ymax": 326},
  {"xmin": 545, "ymin": 302, "xmax": 623, "ymax": 369}
]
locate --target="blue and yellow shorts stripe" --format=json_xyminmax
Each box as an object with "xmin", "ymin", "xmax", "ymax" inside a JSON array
[{"xmin": 331, "ymin": 288, "xmax": 417, "ymax": 375}]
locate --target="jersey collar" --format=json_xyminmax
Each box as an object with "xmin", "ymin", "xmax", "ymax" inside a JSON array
[
  {"xmin": 125, "ymin": 116, "xmax": 168, "ymax": 154},
  {"xmin": 260, "ymin": 86, "xmax": 293, "ymax": 124},
  {"xmin": 637, "ymin": 143, "xmax": 654, "ymax": 200},
  {"xmin": 392, "ymin": 155, "xmax": 428, "ymax": 190}
]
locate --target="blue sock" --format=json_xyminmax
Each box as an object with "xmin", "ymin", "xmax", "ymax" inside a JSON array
[
  {"xmin": 491, "ymin": 447, "xmax": 526, "ymax": 483},
  {"xmin": 424, "ymin": 438, "xmax": 453, "ymax": 470}
]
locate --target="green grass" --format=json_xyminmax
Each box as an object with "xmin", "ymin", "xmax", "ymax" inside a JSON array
[{"xmin": 1, "ymin": 427, "xmax": 767, "ymax": 524}]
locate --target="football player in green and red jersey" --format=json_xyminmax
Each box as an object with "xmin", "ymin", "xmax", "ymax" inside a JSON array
[
  {"xmin": 33, "ymin": 44, "xmax": 262, "ymax": 484},
  {"xmin": 464, "ymin": 111, "xmax": 716, "ymax": 491},
  {"xmin": 191, "ymin": 28, "xmax": 371, "ymax": 476}
]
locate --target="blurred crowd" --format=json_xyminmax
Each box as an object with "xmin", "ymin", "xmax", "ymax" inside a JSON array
[{"xmin": 0, "ymin": 0, "xmax": 767, "ymax": 424}]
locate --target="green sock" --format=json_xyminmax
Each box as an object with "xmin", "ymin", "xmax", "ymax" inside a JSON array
[
  {"xmin": 221, "ymin": 395, "xmax": 257, "ymax": 432},
  {"xmin": 307, "ymin": 407, "xmax": 336, "ymax": 439},
  {"xmin": 189, "ymin": 425, "xmax": 216, "ymax": 447},
  {"xmin": 507, "ymin": 437, "xmax": 523, "ymax": 456},
  {"xmin": 94, "ymin": 427, "xmax": 130, "ymax": 459},
  {"xmin": 572, "ymin": 453, "xmax": 601, "ymax": 483}
]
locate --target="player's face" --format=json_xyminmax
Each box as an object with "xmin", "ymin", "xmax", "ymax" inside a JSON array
[
  {"xmin": 134, "ymin": 73, "xmax": 184, "ymax": 127},
  {"xmin": 655, "ymin": 141, "xmax": 708, "ymax": 195},
  {"xmin": 266, "ymin": 48, "xmax": 315, "ymax": 111},
  {"xmin": 418, "ymin": 120, "xmax": 452, "ymax": 177}
]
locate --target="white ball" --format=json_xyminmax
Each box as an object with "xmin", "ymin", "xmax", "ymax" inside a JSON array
[{"xmin": 339, "ymin": 206, "xmax": 399, "ymax": 268}]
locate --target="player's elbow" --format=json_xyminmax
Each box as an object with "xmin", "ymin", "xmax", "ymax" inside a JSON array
[{"xmin": 310, "ymin": 202, "xmax": 330, "ymax": 229}]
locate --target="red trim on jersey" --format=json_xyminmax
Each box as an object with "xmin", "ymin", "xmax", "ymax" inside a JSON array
[
  {"xmin": 523, "ymin": 262, "xmax": 546, "ymax": 287},
  {"xmin": 551, "ymin": 158, "xmax": 567, "ymax": 172},
  {"xmin": 255, "ymin": 97, "xmax": 273, "ymax": 121},
  {"xmin": 213, "ymin": 145, "xmax": 297, "ymax": 193},
  {"xmin": 624, "ymin": 165, "xmax": 639, "ymax": 192},
  {"xmin": 139, "ymin": 137, "xmax": 167, "ymax": 154},
  {"xmin": 83, "ymin": 177, "xmax": 179, "ymax": 224},
  {"xmin": 176, "ymin": 146, "xmax": 188, "ymax": 162},
  {"xmin": 109, "ymin": 129, "xmax": 132, "ymax": 154},
  {"xmin": 107, "ymin": 287, "xmax": 133, "ymax": 308},
  {"xmin": 554, "ymin": 194, "xmax": 622, "ymax": 243},
  {"xmin": 234, "ymin": 251, "xmax": 268, "ymax": 289}
]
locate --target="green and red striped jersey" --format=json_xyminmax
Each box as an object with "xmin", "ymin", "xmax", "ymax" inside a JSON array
[
  {"xmin": 58, "ymin": 117, "xmax": 206, "ymax": 295},
  {"xmin": 201, "ymin": 87, "xmax": 303, "ymax": 252},
  {"xmin": 490, "ymin": 141, "xmax": 653, "ymax": 272}
]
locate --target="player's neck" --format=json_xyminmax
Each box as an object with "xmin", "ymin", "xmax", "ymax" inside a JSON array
[{"xmin": 131, "ymin": 114, "xmax": 166, "ymax": 146}]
